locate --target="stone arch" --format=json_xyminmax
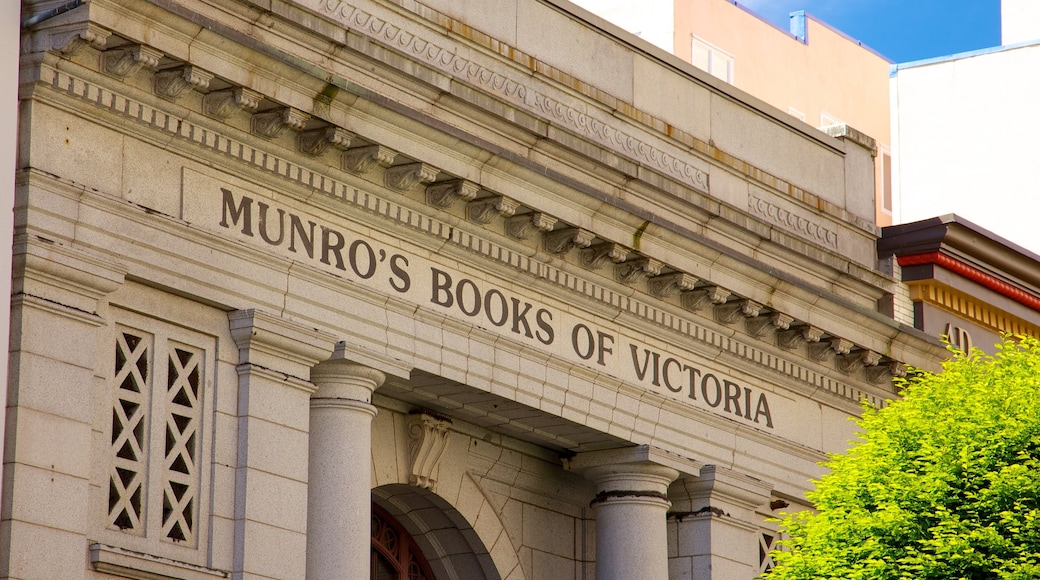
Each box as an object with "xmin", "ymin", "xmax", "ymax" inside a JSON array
[{"xmin": 373, "ymin": 481, "xmax": 524, "ymax": 580}]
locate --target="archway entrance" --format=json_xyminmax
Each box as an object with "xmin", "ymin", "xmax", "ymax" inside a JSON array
[
  {"xmin": 372, "ymin": 502, "xmax": 436, "ymax": 580},
  {"xmin": 373, "ymin": 484, "xmax": 502, "ymax": 580}
]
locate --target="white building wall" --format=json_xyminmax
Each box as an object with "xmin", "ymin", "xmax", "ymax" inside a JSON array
[
  {"xmin": 1002, "ymin": 0, "xmax": 1040, "ymax": 44},
  {"xmin": 891, "ymin": 42, "xmax": 1040, "ymax": 253},
  {"xmin": 567, "ymin": 0, "xmax": 674, "ymax": 52}
]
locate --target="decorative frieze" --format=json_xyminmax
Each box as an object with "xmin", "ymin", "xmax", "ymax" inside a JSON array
[
  {"xmin": 544, "ymin": 227, "xmax": 594, "ymax": 255},
  {"xmin": 468, "ymin": 195, "xmax": 518, "ymax": 224},
  {"xmin": 506, "ymin": 212, "xmax": 556, "ymax": 240},
  {"xmin": 616, "ymin": 257, "xmax": 662, "ymax": 285},
  {"xmin": 682, "ymin": 286, "xmax": 730, "ymax": 312},
  {"xmin": 406, "ymin": 412, "xmax": 452, "ymax": 492},
  {"xmin": 251, "ymin": 107, "xmax": 309, "ymax": 138},
  {"xmin": 648, "ymin": 272, "xmax": 698, "ymax": 298},
  {"xmin": 342, "ymin": 144, "xmax": 398, "ymax": 173},
  {"xmin": 102, "ymin": 44, "xmax": 163, "ymax": 79},
  {"xmin": 153, "ymin": 65, "xmax": 212, "ymax": 100},
  {"xmin": 298, "ymin": 126, "xmax": 354, "ymax": 156},
  {"xmin": 202, "ymin": 87, "xmax": 262, "ymax": 119},
  {"xmin": 426, "ymin": 179, "xmax": 480, "ymax": 208}
]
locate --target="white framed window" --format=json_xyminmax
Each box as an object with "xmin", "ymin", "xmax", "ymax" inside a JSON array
[
  {"xmin": 819, "ymin": 111, "xmax": 844, "ymax": 129},
  {"xmin": 787, "ymin": 106, "xmax": 807, "ymax": 122},
  {"xmin": 691, "ymin": 35, "xmax": 734, "ymax": 83}
]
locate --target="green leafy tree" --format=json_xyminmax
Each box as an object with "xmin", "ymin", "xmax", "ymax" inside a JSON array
[{"xmin": 769, "ymin": 336, "xmax": 1040, "ymax": 580}]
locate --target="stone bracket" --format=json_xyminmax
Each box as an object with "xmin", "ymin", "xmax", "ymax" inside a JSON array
[
  {"xmin": 681, "ymin": 285, "xmax": 730, "ymax": 312},
  {"xmin": 777, "ymin": 324, "xmax": 822, "ymax": 350},
  {"xmin": 251, "ymin": 107, "xmax": 309, "ymax": 139},
  {"xmin": 342, "ymin": 144, "xmax": 397, "ymax": 173},
  {"xmin": 544, "ymin": 227, "xmax": 594, "ymax": 254},
  {"xmin": 714, "ymin": 299, "xmax": 761, "ymax": 325},
  {"xmin": 102, "ymin": 44, "xmax": 163, "ymax": 78},
  {"xmin": 298, "ymin": 126, "xmax": 355, "ymax": 156},
  {"xmin": 467, "ymin": 195, "xmax": 518, "ymax": 224},
  {"xmin": 839, "ymin": 349, "xmax": 880, "ymax": 374},
  {"xmin": 506, "ymin": 212, "xmax": 557, "ymax": 240},
  {"xmin": 407, "ymin": 412, "xmax": 452, "ymax": 492},
  {"xmin": 808, "ymin": 336, "xmax": 853, "ymax": 362},
  {"xmin": 47, "ymin": 22, "xmax": 111, "ymax": 55},
  {"xmin": 385, "ymin": 162, "xmax": 440, "ymax": 191},
  {"xmin": 202, "ymin": 87, "xmax": 262, "ymax": 119},
  {"xmin": 746, "ymin": 312, "xmax": 793, "ymax": 338},
  {"xmin": 615, "ymin": 257, "xmax": 662, "ymax": 285},
  {"xmin": 581, "ymin": 242, "xmax": 629, "ymax": 270},
  {"xmin": 647, "ymin": 272, "xmax": 697, "ymax": 298},
  {"xmin": 154, "ymin": 65, "xmax": 212, "ymax": 100},
  {"xmin": 866, "ymin": 360, "xmax": 907, "ymax": 384},
  {"xmin": 426, "ymin": 179, "xmax": 480, "ymax": 208}
]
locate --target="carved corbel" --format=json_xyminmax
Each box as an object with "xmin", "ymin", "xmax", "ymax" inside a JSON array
[
  {"xmin": 714, "ymin": 299, "xmax": 762, "ymax": 325},
  {"xmin": 838, "ymin": 349, "xmax": 880, "ymax": 374},
  {"xmin": 298, "ymin": 126, "xmax": 354, "ymax": 156},
  {"xmin": 580, "ymin": 243, "xmax": 629, "ymax": 270},
  {"xmin": 203, "ymin": 87, "xmax": 262, "ymax": 119},
  {"xmin": 544, "ymin": 227, "xmax": 594, "ymax": 255},
  {"xmin": 154, "ymin": 65, "xmax": 213, "ymax": 100},
  {"xmin": 385, "ymin": 162, "xmax": 440, "ymax": 191},
  {"xmin": 251, "ymin": 107, "xmax": 309, "ymax": 139},
  {"xmin": 102, "ymin": 44, "xmax": 163, "ymax": 78},
  {"xmin": 615, "ymin": 257, "xmax": 663, "ymax": 285},
  {"xmin": 809, "ymin": 336, "xmax": 853, "ymax": 362},
  {"xmin": 778, "ymin": 324, "xmax": 822, "ymax": 350},
  {"xmin": 407, "ymin": 412, "xmax": 452, "ymax": 492},
  {"xmin": 426, "ymin": 179, "xmax": 480, "ymax": 208},
  {"xmin": 648, "ymin": 272, "xmax": 697, "ymax": 298},
  {"xmin": 681, "ymin": 285, "xmax": 730, "ymax": 312},
  {"xmin": 342, "ymin": 144, "xmax": 397, "ymax": 174},
  {"xmin": 506, "ymin": 212, "xmax": 557, "ymax": 240},
  {"xmin": 49, "ymin": 22, "xmax": 111, "ymax": 55},
  {"xmin": 467, "ymin": 195, "xmax": 518, "ymax": 224},
  {"xmin": 866, "ymin": 360, "xmax": 907, "ymax": 384},
  {"xmin": 746, "ymin": 312, "xmax": 794, "ymax": 338}
]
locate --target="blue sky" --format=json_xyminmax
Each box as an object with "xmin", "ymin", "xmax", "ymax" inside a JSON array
[{"xmin": 742, "ymin": 0, "xmax": 1001, "ymax": 63}]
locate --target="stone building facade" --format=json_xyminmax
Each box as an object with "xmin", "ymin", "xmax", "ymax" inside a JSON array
[{"xmin": 5, "ymin": 0, "xmax": 946, "ymax": 578}]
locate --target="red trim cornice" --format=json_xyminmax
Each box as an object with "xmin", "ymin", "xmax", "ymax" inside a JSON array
[{"xmin": 898, "ymin": 252, "xmax": 1040, "ymax": 312}]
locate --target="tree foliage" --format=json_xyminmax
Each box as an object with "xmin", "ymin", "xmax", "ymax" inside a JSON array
[{"xmin": 769, "ymin": 336, "xmax": 1040, "ymax": 580}]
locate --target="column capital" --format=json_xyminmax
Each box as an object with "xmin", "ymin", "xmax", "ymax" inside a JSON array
[
  {"xmin": 671, "ymin": 465, "xmax": 773, "ymax": 513},
  {"xmin": 228, "ymin": 309, "xmax": 337, "ymax": 381},
  {"xmin": 310, "ymin": 344, "xmax": 387, "ymax": 403},
  {"xmin": 568, "ymin": 445, "xmax": 684, "ymax": 498}
]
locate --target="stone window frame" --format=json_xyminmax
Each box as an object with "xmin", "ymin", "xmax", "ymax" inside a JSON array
[{"xmin": 90, "ymin": 307, "xmax": 218, "ymax": 574}]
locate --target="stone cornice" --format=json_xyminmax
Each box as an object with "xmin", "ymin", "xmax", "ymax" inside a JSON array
[{"xmin": 23, "ymin": 58, "xmax": 920, "ymax": 407}]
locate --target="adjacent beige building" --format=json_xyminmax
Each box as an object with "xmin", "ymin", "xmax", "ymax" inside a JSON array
[{"xmin": 5, "ymin": 0, "xmax": 945, "ymax": 578}]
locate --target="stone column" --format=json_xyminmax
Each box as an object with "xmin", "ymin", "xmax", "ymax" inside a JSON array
[
  {"xmin": 570, "ymin": 446, "xmax": 681, "ymax": 580},
  {"xmin": 2, "ymin": 237, "xmax": 125, "ymax": 579},
  {"xmin": 229, "ymin": 310, "xmax": 336, "ymax": 580},
  {"xmin": 306, "ymin": 345, "xmax": 386, "ymax": 580},
  {"xmin": 668, "ymin": 465, "xmax": 773, "ymax": 580}
]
